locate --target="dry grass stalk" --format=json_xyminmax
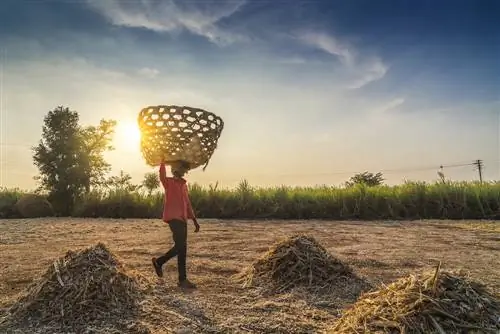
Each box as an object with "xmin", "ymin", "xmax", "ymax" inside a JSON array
[
  {"xmin": 329, "ymin": 267, "xmax": 500, "ymax": 334},
  {"xmin": 1, "ymin": 242, "xmax": 145, "ymax": 332},
  {"xmin": 235, "ymin": 234, "xmax": 371, "ymax": 296}
]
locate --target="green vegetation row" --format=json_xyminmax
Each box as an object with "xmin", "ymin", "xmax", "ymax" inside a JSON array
[{"xmin": 2, "ymin": 181, "xmax": 500, "ymax": 220}]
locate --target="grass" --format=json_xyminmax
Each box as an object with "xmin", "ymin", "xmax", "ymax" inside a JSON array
[
  {"xmin": 1, "ymin": 181, "xmax": 500, "ymax": 220},
  {"xmin": 0, "ymin": 218, "xmax": 498, "ymax": 333},
  {"xmin": 0, "ymin": 188, "xmax": 28, "ymax": 219}
]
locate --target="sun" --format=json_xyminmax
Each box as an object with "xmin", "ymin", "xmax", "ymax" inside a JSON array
[{"xmin": 115, "ymin": 120, "xmax": 141, "ymax": 150}]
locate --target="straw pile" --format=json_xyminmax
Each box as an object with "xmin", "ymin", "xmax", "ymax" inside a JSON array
[
  {"xmin": 236, "ymin": 234, "xmax": 370, "ymax": 296},
  {"xmin": 1, "ymin": 243, "xmax": 146, "ymax": 333},
  {"xmin": 330, "ymin": 264, "xmax": 500, "ymax": 334}
]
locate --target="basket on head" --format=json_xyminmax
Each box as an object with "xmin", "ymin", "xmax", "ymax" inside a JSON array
[{"xmin": 138, "ymin": 105, "xmax": 224, "ymax": 170}]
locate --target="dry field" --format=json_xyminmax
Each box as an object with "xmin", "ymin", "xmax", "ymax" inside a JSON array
[{"xmin": 0, "ymin": 218, "xmax": 499, "ymax": 333}]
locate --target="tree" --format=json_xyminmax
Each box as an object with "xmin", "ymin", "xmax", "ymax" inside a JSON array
[
  {"xmin": 346, "ymin": 171, "xmax": 384, "ymax": 187},
  {"xmin": 79, "ymin": 119, "xmax": 116, "ymax": 192},
  {"xmin": 142, "ymin": 172, "xmax": 160, "ymax": 195},
  {"xmin": 33, "ymin": 107, "xmax": 84, "ymax": 215},
  {"xmin": 106, "ymin": 170, "xmax": 140, "ymax": 192},
  {"xmin": 32, "ymin": 106, "xmax": 116, "ymax": 215}
]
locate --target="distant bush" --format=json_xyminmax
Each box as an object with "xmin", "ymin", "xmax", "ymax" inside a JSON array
[
  {"xmin": 0, "ymin": 188, "xmax": 26, "ymax": 218},
  {"xmin": 15, "ymin": 194, "xmax": 54, "ymax": 218},
  {"xmin": 1, "ymin": 181, "xmax": 499, "ymax": 220}
]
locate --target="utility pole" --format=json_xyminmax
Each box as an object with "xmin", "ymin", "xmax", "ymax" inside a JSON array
[{"xmin": 473, "ymin": 159, "xmax": 484, "ymax": 182}]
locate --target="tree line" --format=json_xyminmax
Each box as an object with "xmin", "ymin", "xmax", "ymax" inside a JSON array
[{"xmin": 32, "ymin": 106, "xmax": 384, "ymax": 216}]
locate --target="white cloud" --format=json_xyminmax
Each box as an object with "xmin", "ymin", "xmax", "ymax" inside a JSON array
[
  {"xmin": 276, "ymin": 56, "xmax": 308, "ymax": 65},
  {"xmin": 371, "ymin": 98, "xmax": 405, "ymax": 115},
  {"xmin": 85, "ymin": 0, "xmax": 246, "ymax": 45},
  {"xmin": 298, "ymin": 32, "xmax": 354, "ymax": 66},
  {"xmin": 137, "ymin": 67, "xmax": 160, "ymax": 78},
  {"xmin": 298, "ymin": 31, "xmax": 389, "ymax": 89},
  {"xmin": 347, "ymin": 57, "xmax": 389, "ymax": 89}
]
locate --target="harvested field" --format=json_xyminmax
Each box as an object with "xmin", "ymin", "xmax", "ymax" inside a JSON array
[
  {"xmin": 1, "ymin": 242, "xmax": 148, "ymax": 333},
  {"xmin": 0, "ymin": 218, "xmax": 499, "ymax": 333},
  {"xmin": 235, "ymin": 234, "xmax": 371, "ymax": 304},
  {"xmin": 330, "ymin": 267, "xmax": 500, "ymax": 333}
]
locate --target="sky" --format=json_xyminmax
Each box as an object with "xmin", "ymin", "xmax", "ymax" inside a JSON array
[{"xmin": 0, "ymin": 0, "xmax": 499, "ymax": 189}]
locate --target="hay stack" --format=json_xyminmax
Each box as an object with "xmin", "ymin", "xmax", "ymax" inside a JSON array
[
  {"xmin": 236, "ymin": 234, "xmax": 370, "ymax": 296},
  {"xmin": 15, "ymin": 194, "xmax": 53, "ymax": 218},
  {"xmin": 329, "ymin": 265, "xmax": 500, "ymax": 334},
  {"xmin": 3, "ymin": 243, "xmax": 145, "ymax": 332}
]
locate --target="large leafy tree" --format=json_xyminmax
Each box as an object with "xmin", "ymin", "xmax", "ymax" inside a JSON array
[
  {"xmin": 346, "ymin": 171, "xmax": 384, "ymax": 187},
  {"xmin": 32, "ymin": 106, "xmax": 116, "ymax": 215}
]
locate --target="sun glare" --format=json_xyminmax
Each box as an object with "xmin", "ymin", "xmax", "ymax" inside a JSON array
[{"xmin": 115, "ymin": 121, "xmax": 141, "ymax": 150}]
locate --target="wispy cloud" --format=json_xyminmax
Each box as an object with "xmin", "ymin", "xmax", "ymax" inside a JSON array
[
  {"xmin": 85, "ymin": 0, "xmax": 246, "ymax": 45},
  {"xmin": 275, "ymin": 56, "xmax": 308, "ymax": 65},
  {"xmin": 298, "ymin": 31, "xmax": 388, "ymax": 89},
  {"xmin": 371, "ymin": 98, "xmax": 405, "ymax": 115},
  {"xmin": 137, "ymin": 67, "xmax": 160, "ymax": 78},
  {"xmin": 347, "ymin": 57, "xmax": 388, "ymax": 89},
  {"xmin": 298, "ymin": 32, "xmax": 354, "ymax": 66}
]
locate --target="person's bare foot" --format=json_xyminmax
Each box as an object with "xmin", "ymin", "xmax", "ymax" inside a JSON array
[
  {"xmin": 151, "ymin": 257, "xmax": 163, "ymax": 278},
  {"xmin": 178, "ymin": 279, "xmax": 197, "ymax": 289}
]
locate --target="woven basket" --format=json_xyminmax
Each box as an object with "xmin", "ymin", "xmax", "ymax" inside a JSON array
[{"xmin": 138, "ymin": 105, "xmax": 224, "ymax": 170}]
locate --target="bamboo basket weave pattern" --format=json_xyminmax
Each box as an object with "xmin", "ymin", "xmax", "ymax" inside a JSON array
[{"xmin": 138, "ymin": 105, "xmax": 224, "ymax": 169}]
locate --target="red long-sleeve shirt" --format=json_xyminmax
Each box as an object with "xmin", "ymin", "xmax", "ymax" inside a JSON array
[{"xmin": 159, "ymin": 163, "xmax": 196, "ymax": 223}]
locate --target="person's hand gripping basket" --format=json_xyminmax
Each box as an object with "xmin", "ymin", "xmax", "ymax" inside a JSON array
[{"xmin": 137, "ymin": 105, "xmax": 224, "ymax": 171}]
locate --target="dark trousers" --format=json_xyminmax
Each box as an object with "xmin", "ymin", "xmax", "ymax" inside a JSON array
[{"xmin": 156, "ymin": 219, "xmax": 188, "ymax": 281}]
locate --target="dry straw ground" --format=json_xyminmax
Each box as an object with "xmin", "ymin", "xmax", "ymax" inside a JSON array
[
  {"xmin": 330, "ymin": 266, "xmax": 500, "ymax": 333},
  {"xmin": 0, "ymin": 218, "xmax": 499, "ymax": 333}
]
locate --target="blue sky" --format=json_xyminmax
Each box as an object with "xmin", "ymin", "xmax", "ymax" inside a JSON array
[{"xmin": 0, "ymin": 0, "xmax": 499, "ymax": 189}]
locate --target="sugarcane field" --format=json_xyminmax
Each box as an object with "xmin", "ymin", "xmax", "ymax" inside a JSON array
[{"xmin": 2, "ymin": 1, "xmax": 500, "ymax": 333}]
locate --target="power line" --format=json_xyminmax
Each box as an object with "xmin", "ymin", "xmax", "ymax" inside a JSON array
[
  {"xmin": 0, "ymin": 140, "xmax": 494, "ymax": 171},
  {"xmin": 0, "ymin": 160, "xmax": 493, "ymax": 188},
  {"xmin": 0, "ymin": 144, "xmax": 489, "ymax": 174},
  {"xmin": 473, "ymin": 159, "xmax": 484, "ymax": 182},
  {"xmin": 0, "ymin": 140, "xmax": 493, "ymax": 181},
  {"xmin": 206, "ymin": 161, "xmax": 484, "ymax": 180},
  {"xmin": 380, "ymin": 162, "xmax": 474, "ymax": 174}
]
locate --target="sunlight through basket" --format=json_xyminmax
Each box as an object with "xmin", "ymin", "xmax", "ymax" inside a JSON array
[{"xmin": 138, "ymin": 105, "xmax": 224, "ymax": 170}]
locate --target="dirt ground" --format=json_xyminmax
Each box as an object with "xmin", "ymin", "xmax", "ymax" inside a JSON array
[{"xmin": 0, "ymin": 218, "xmax": 499, "ymax": 333}]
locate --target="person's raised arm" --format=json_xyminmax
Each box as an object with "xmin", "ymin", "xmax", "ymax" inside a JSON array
[{"xmin": 159, "ymin": 162, "xmax": 168, "ymax": 189}]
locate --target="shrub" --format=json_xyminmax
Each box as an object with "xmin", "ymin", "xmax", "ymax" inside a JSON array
[
  {"xmin": 15, "ymin": 194, "xmax": 54, "ymax": 218},
  {"xmin": 0, "ymin": 188, "xmax": 26, "ymax": 218}
]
